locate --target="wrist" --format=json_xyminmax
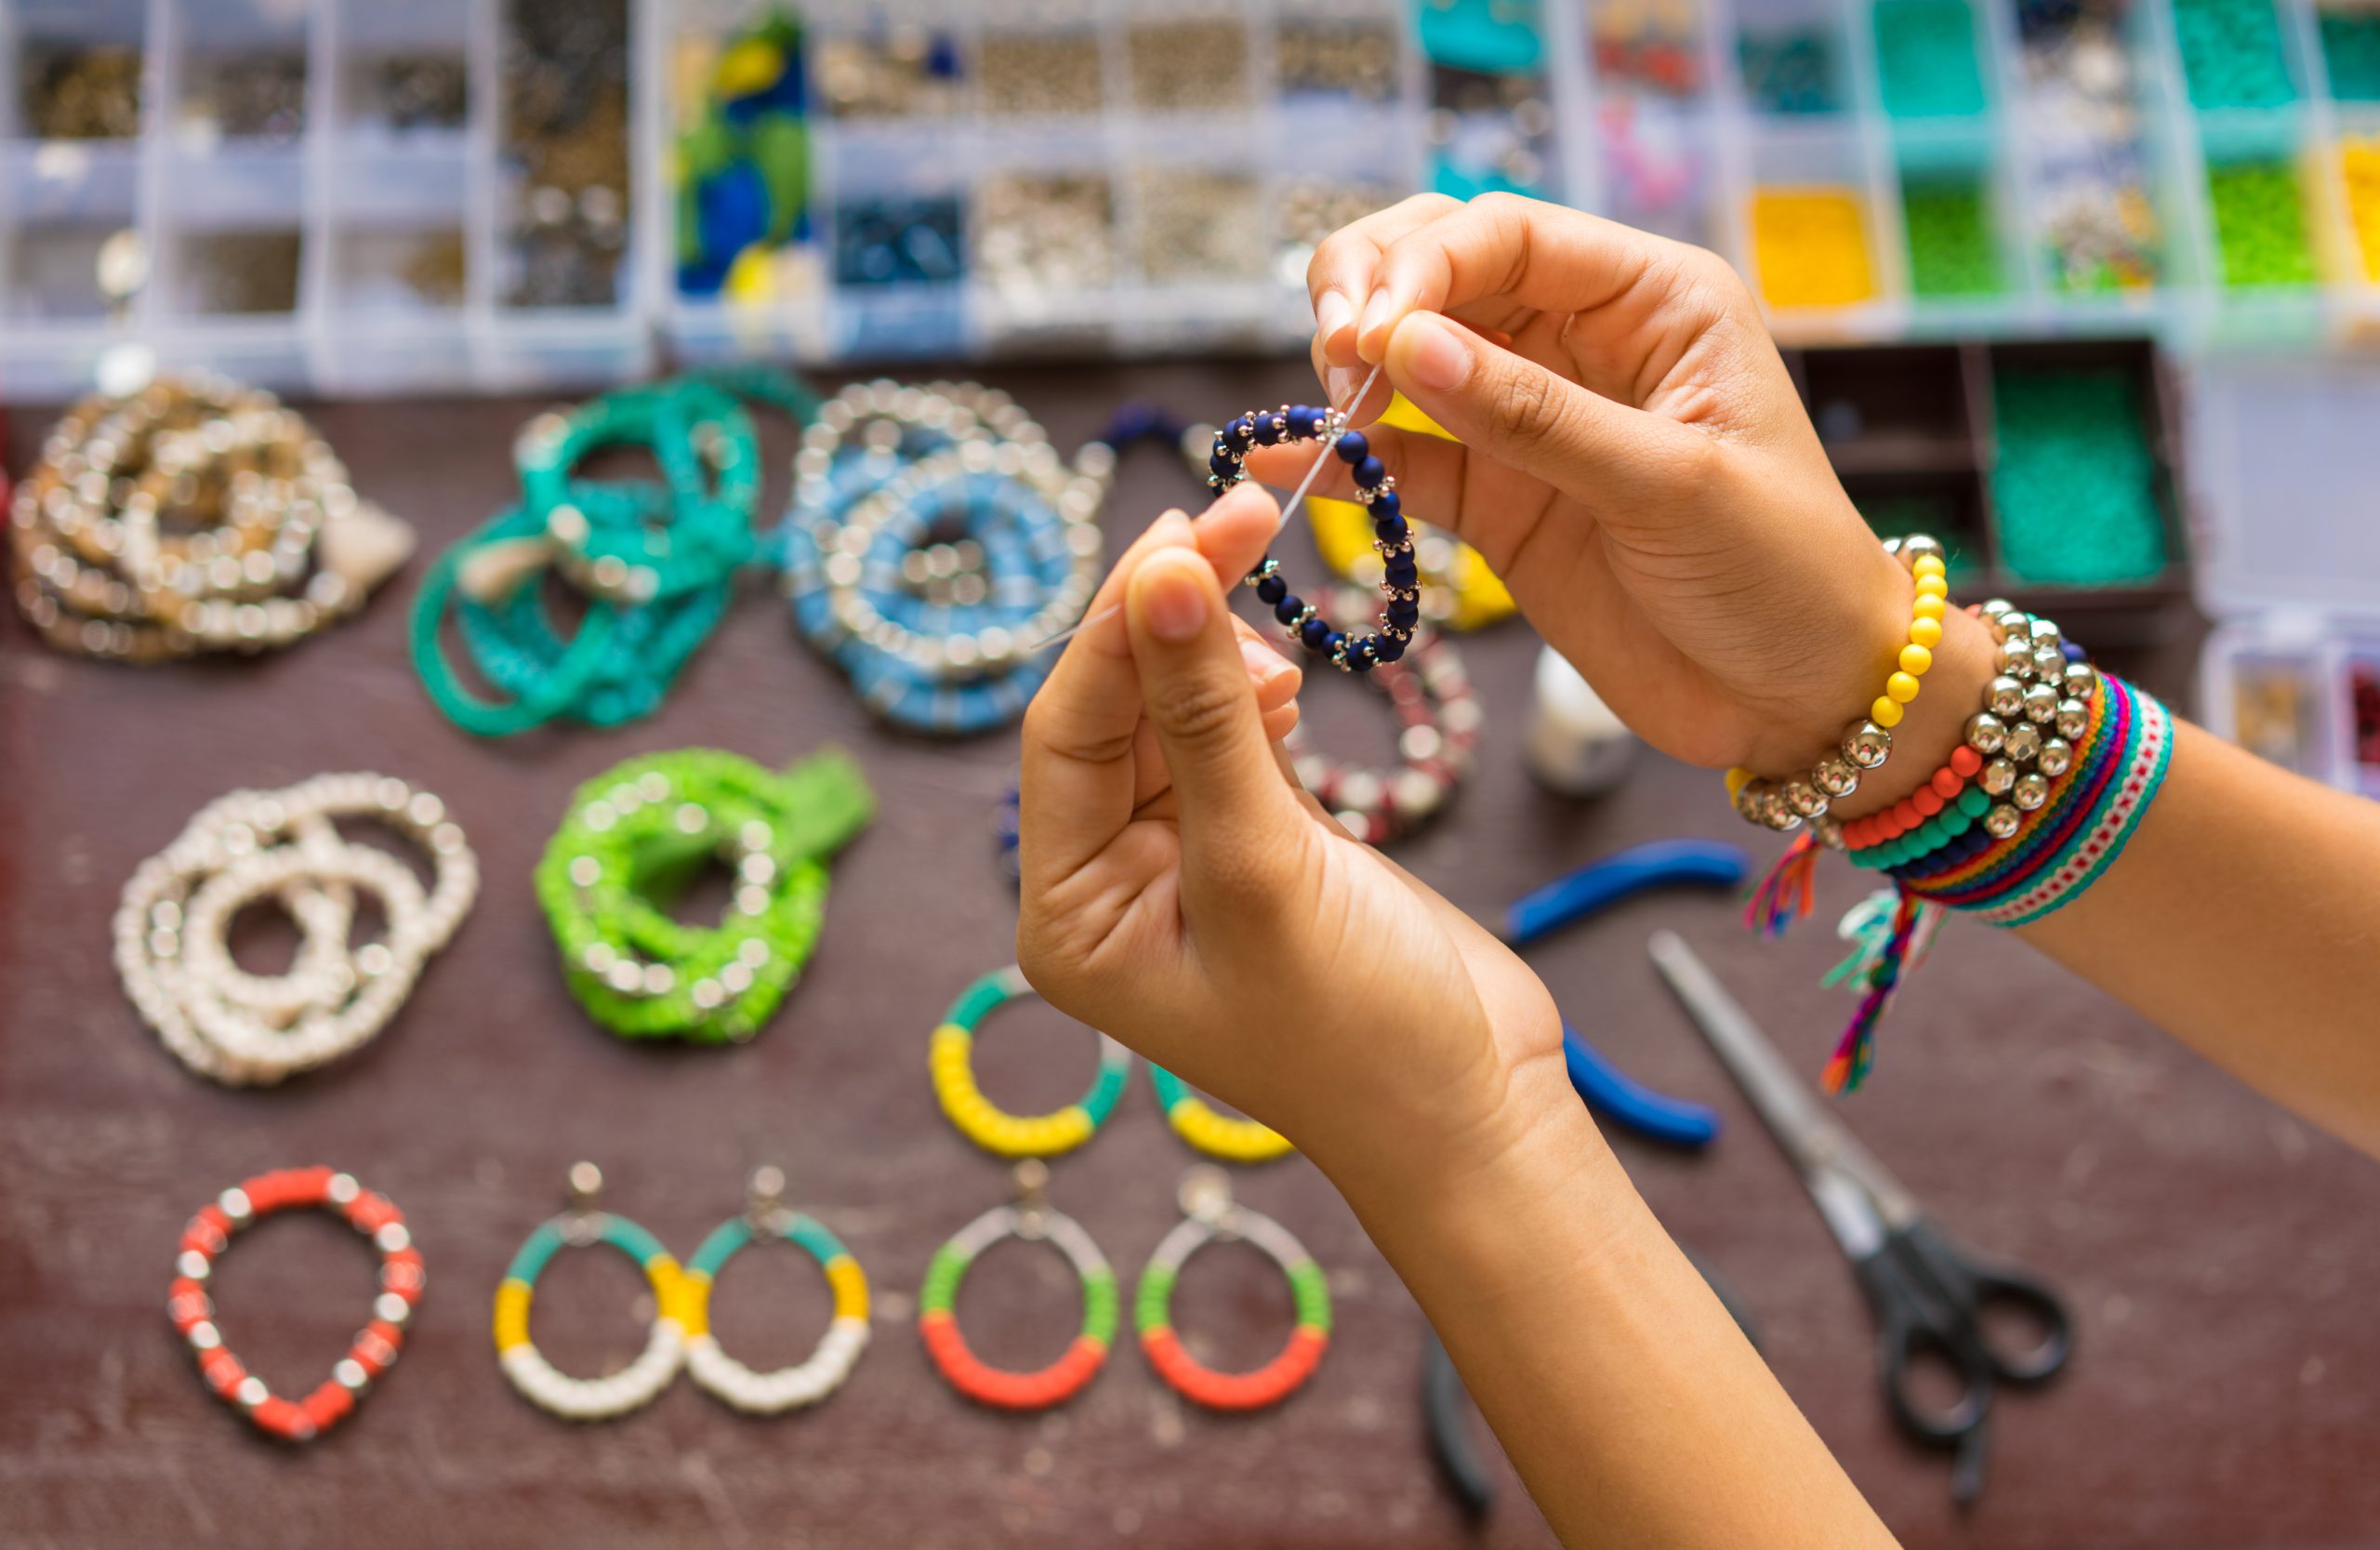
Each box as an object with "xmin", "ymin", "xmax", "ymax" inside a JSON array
[{"xmin": 1827, "ymin": 602, "xmax": 1995, "ymax": 820}]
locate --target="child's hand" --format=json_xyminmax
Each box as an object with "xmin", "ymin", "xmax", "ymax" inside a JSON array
[
  {"xmin": 1016, "ymin": 485, "xmax": 1567, "ymax": 1186},
  {"xmin": 1250, "ymin": 192, "xmax": 1972, "ymax": 779}
]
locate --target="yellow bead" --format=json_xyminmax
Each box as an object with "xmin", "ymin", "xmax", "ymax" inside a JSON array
[
  {"xmin": 1913, "ymin": 593, "xmax": 1947, "ymax": 621},
  {"xmin": 1724, "ymin": 766, "xmax": 1754, "ymax": 799},
  {"xmin": 1909, "ymin": 616, "xmax": 1943, "ymax": 648},
  {"xmin": 1886, "ymin": 671, "xmax": 1922, "ymax": 704},
  {"xmin": 1914, "ymin": 574, "xmax": 1949, "ymax": 601},
  {"xmin": 1898, "ymin": 643, "xmax": 1933, "ymax": 677},
  {"xmin": 493, "ymin": 1279, "xmax": 534, "ymax": 1351},
  {"xmin": 1871, "ymin": 696, "xmax": 1904, "ymax": 728},
  {"xmin": 1912, "ymin": 554, "xmax": 1946, "ymax": 579}
]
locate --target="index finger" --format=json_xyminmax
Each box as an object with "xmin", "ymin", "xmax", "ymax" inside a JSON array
[{"xmin": 1308, "ymin": 192, "xmax": 1462, "ymax": 370}]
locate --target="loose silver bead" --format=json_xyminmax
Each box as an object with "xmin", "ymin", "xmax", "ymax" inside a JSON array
[
  {"xmin": 1996, "ymin": 638, "xmax": 2037, "ymax": 679},
  {"xmin": 1784, "ymin": 779, "xmax": 1829, "ymax": 818},
  {"xmin": 2022, "ymin": 682, "xmax": 2060, "ymax": 723},
  {"xmin": 2003, "ymin": 722, "xmax": 2043, "ymax": 762},
  {"xmin": 1984, "ymin": 802, "xmax": 2022, "ymax": 839},
  {"xmin": 1965, "ymin": 711, "xmax": 2007, "ymax": 755},
  {"xmin": 2012, "ymin": 772, "xmax": 2050, "ymax": 811},
  {"xmin": 2032, "ymin": 645, "xmax": 2067, "ymax": 681},
  {"xmin": 2064, "ymin": 662, "xmax": 2099, "ymax": 701},
  {"xmin": 2038, "ymin": 737, "xmax": 2073, "ymax": 777},
  {"xmin": 2055, "ymin": 697, "xmax": 2089, "ymax": 739},
  {"xmin": 1843, "ymin": 721, "xmax": 1893, "ymax": 769},
  {"xmin": 1979, "ymin": 757, "xmax": 2017, "ymax": 796},
  {"xmin": 1987, "ymin": 675, "xmax": 2027, "ymax": 718},
  {"xmin": 1814, "ymin": 755, "xmax": 1860, "ymax": 798}
]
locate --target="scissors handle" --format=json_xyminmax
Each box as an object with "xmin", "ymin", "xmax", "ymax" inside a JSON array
[
  {"xmin": 1851, "ymin": 1248, "xmax": 1996, "ymax": 1447},
  {"xmin": 1897, "ymin": 1221, "xmax": 2074, "ymax": 1386}
]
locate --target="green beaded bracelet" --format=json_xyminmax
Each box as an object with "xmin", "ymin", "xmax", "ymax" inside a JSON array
[{"xmin": 535, "ymin": 749, "xmax": 874, "ymax": 1043}]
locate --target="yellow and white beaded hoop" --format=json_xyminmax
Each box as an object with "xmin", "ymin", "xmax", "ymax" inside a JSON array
[
  {"xmin": 681, "ymin": 1167, "xmax": 872, "ymax": 1414},
  {"xmin": 493, "ymin": 1163, "xmax": 689, "ymax": 1422}
]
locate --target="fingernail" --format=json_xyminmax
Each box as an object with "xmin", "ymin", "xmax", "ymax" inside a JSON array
[
  {"xmin": 1239, "ymin": 634, "xmax": 1293, "ymax": 686},
  {"xmin": 1316, "ymin": 289, "xmax": 1354, "ymax": 343},
  {"xmin": 1325, "ymin": 364, "xmax": 1363, "ymax": 411},
  {"xmin": 1404, "ymin": 314, "xmax": 1474, "ymax": 392},
  {"xmin": 1356, "ymin": 288, "xmax": 1395, "ymax": 355},
  {"xmin": 1139, "ymin": 556, "xmax": 1210, "ymax": 643}
]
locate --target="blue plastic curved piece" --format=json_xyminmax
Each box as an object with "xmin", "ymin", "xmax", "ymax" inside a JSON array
[
  {"xmin": 1503, "ymin": 838, "xmax": 1750, "ymax": 947},
  {"xmin": 1564, "ymin": 1023, "xmax": 1721, "ymax": 1149}
]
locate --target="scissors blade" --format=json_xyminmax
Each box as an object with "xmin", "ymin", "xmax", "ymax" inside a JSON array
[{"xmin": 1646, "ymin": 931, "xmax": 1922, "ymax": 1227}]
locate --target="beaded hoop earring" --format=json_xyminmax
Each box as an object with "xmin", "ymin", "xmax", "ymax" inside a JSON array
[
  {"xmin": 931, "ymin": 965, "xmax": 1131, "ymax": 1158},
  {"xmin": 1147, "ymin": 1065, "xmax": 1292, "ymax": 1163},
  {"xmin": 1136, "ymin": 1168, "xmax": 1331, "ymax": 1412},
  {"xmin": 170, "ymin": 1167, "xmax": 423, "ymax": 1441},
  {"xmin": 1207, "ymin": 403, "xmax": 1416, "ymax": 673},
  {"xmin": 919, "ymin": 1160, "xmax": 1119, "ymax": 1412},
  {"xmin": 682, "ymin": 1168, "xmax": 872, "ymax": 1414},
  {"xmin": 1281, "ymin": 596, "xmax": 1483, "ymax": 846},
  {"xmin": 535, "ymin": 749, "xmax": 874, "ymax": 1042},
  {"xmin": 116, "ymin": 774, "xmax": 477, "ymax": 1085},
  {"xmin": 494, "ymin": 1164, "xmax": 689, "ymax": 1423}
]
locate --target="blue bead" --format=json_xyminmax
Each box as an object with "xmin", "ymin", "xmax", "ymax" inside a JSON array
[
  {"xmin": 1208, "ymin": 450, "xmax": 1236, "ymax": 480},
  {"xmin": 1374, "ymin": 635, "xmax": 1407, "ymax": 663},
  {"xmin": 1323, "ymin": 630, "xmax": 1346, "ymax": 656},
  {"xmin": 1225, "ymin": 416, "xmax": 1253, "ymax": 446},
  {"xmin": 1353, "ymin": 456, "xmax": 1387, "ymax": 488},
  {"xmin": 1300, "ymin": 616, "xmax": 1332, "ymax": 650},
  {"xmin": 1346, "ymin": 638, "xmax": 1377, "ymax": 670},
  {"xmin": 2062, "ymin": 640, "xmax": 2086, "ymax": 662},
  {"xmin": 1253, "ymin": 414, "xmax": 1284, "ymax": 446},
  {"xmin": 1371, "ymin": 490, "xmax": 1401, "ymax": 520},
  {"xmin": 1273, "ymin": 594, "xmax": 1303, "ymax": 626},
  {"xmin": 1375, "ymin": 518, "xmax": 1409, "ymax": 545},
  {"xmin": 1255, "ymin": 574, "xmax": 1286, "ymax": 604},
  {"xmin": 1385, "ymin": 562, "xmax": 1420, "ymax": 585},
  {"xmin": 1388, "ymin": 601, "xmax": 1421, "ymax": 626},
  {"xmin": 1335, "ymin": 431, "xmax": 1369, "ymax": 464},
  {"xmin": 1289, "ymin": 405, "xmax": 1319, "ymax": 434}
]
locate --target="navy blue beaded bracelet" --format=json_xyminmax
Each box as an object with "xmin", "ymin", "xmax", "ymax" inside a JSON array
[{"xmin": 1208, "ymin": 403, "xmax": 1419, "ymax": 673}]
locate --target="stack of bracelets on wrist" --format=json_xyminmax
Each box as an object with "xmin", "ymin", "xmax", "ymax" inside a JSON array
[
  {"xmin": 116, "ymin": 775, "xmax": 477, "ymax": 1086},
  {"xmin": 1284, "ymin": 590, "xmax": 1482, "ymax": 846},
  {"xmin": 1742, "ymin": 560, "xmax": 2174, "ymax": 1094},
  {"xmin": 12, "ymin": 375, "xmax": 414, "ymax": 662},
  {"xmin": 413, "ymin": 369, "xmax": 818, "ymax": 735},
  {"xmin": 779, "ymin": 379, "xmax": 1110, "ymax": 735},
  {"xmin": 172, "ymin": 1168, "xmax": 422, "ymax": 1441},
  {"xmin": 535, "ymin": 748, "xmax": 873, "ymax": 1043},
  {"xmin": 1726, "ymin": 535, "xmax": 1952, "ymax": 832},
  {"xmin": 1210, "ymin": 402, "xmax": 1419, "ymax": 673}
]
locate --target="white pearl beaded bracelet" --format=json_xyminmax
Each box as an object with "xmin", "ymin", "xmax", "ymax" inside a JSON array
[{"xmin": 114, "ymin": 774, "xmax": 476, "ymax": 1085}]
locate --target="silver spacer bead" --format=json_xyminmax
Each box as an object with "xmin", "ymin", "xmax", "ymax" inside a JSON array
[
  {"xmin": 1896, "ymin": 533, "xmax": 1947, "ymax": 568},
  {"xmin": 1979, "ymin": 599, "xmax": 2016, "ymax": 639},
  {"xmin": 2012, "ymin": 772, "xmax": 2051, "ymax": 811},
  {"xmin": 1979, "ymin": 757, "xmax": 2018, "ymax": 797},
  {"xmin": 1996, "ymin": 637, "xmax": 2037, "ymax": 680},
  {"xmin": 2032, "ymin": 645, "xmax": 2067, "ymax": 681},
  {"xmin": 2038, "ymin": 737, "xmax": 2074, "ymax": 777},
  {"xmin": 1813, "ymin": 815, "xmax": 1845, "ymax": 850},
  {"xmin": 1986, "ymin": 675, "xmax": 2027, "ymax": 719},
  {"xmin": 1843, "ymin": 721, "xmax": 1893, "ymax": 769},
  {"xmin": 2022, "ymin": 682, "xmax": 2060, "ymax": 723},
  {"xmin": 2054, "ymin": 697, "xmax": 2089, "ymax": 739},
  {"xmin": 2003, "ymin": 722, "xmax": 2043, "ymax": 762},
  {"xmin": 1814, "ymin": 755, "xmax": 1860, "ymax": 798},
  {"xmin": 1983, "ymin": 802, "xmax": 2022, "ymax": 839},
  {"xmin": 1965, "ymin": 711, "xmax": 2007, "ymax": 755},
  {"xmin": 2064, "ymin": 661, "xmax": 2099, "ymax": 701},
  {"xmin": 1783, "ymin": 779, "xmax": 1829, "ymax": 818}
]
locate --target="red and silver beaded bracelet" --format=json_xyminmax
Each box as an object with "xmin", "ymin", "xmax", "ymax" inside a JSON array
[
  {"xmin": 1284, "ymin": 595, "xmax": 1482, "ymax": 846},
  {"xmin": 169, "ymin": 1166, "xmax": 422, "ymax": 1441}
]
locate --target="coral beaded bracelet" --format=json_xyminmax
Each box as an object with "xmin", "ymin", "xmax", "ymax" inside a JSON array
[
  {"xmin": 171, "ymin": 1167, "xmax": 422, "ymax": 1441},
  {"xmin": 1208, "ymin": 403, "xmax": 1418, "ymax": 673},
  {"xmin": 1136, "ymin": 1168, "xmax": 1331, "ymax": 1412},
  {"xmin": 919, "ymin": 1161, "xmax": 1119, "ymax": 1411}
]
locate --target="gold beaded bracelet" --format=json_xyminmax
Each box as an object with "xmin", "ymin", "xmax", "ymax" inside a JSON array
[{"xmin": 1726, "ymin": 534, "xmax": 1949, "ymax": 833}]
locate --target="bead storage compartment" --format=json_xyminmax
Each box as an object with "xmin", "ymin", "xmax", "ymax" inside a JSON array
[{"xmin": 1785, "ymin": 338, "xmax": 2191, "ymax": 640}]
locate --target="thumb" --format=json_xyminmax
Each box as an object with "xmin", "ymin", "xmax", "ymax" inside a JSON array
[
  {"xmin": 1124, "ymin": 545, "xmax": 1302, "ymax": 894},
  {"xmin": 1382, "ymin": 311, "xmax": 1705, "ymax": 513}
]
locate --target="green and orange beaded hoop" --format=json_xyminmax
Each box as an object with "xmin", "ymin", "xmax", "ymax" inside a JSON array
[
  {"xmin": 918, "ymin": 1160, "xmax": 1119, "ymax": 1411},
  {"xmin": 1136, "ymin": 1167, "xmax": 1330, "ymax": 1411},
  {"xmin": 536, "ymin": 748, "xmax": 873, "ymax": 1042},
  {"xmin": 931, "ymin": 965, "xmax": 1130, "ymax": 1158},
  {"xmin": 169, "ymin": 1166, "xmax": 423, "ymax": 1442}
]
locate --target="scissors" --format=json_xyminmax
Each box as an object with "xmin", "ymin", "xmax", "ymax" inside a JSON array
[{"xmin": 1646, "ymin": 931, "xmax": 2072, "ymax": 1505}]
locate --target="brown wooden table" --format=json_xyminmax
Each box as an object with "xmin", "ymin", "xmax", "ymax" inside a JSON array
[{"xmin": 5, "ymin": 364, "xmax": 2375, "ymax": 1549}]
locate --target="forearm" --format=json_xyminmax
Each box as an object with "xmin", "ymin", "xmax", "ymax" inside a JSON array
[
  {"xmin": 1329, "ymin": 1064, "xmax": 1895, "ymax": 1550},
  {"xmin": 2020, "ymin": 722, "xmax": 2380, "ymax": 1157}
]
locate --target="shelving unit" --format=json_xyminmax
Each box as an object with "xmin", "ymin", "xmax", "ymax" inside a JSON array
[{"xmin": 5, "ymin": 0, "xmax": 2380, "ymax": 399}]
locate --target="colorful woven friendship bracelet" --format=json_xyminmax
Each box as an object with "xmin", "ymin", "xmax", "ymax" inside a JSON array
[
  {"xmin": 172, "ymin": 1167, "xmax": 423, "ymax": 1441},
  {"xmin": 536, "ymin": 748, "xmax": 873, "ymax": 1043},
  {"xmin": 494, "ymin": 1164, "xmax": 691, "ymax": 1423},
  {"xmin": 919, "ymin": 1160, "xmax": 1119, "ymax": 1412},
  {"xmin": 1210, "ymin": 403, "xmax": 1418, "ymax": 672},
  {"xmin": 1136, "ymin": 1168, "xmax": 1331, "ymax": 1412},
  {"xmin": 681, "ymin": 1167, "xmax": 872, "ymax": 1414},
  {"xmin": 931, "ymin": 965, "xmax": 1131, "ymax": 1158}
]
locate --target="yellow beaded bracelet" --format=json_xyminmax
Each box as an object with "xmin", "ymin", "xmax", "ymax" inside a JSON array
[{"xmin": 1727, "ymin": 536, "xmax": 1949, "ymax": 835}]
